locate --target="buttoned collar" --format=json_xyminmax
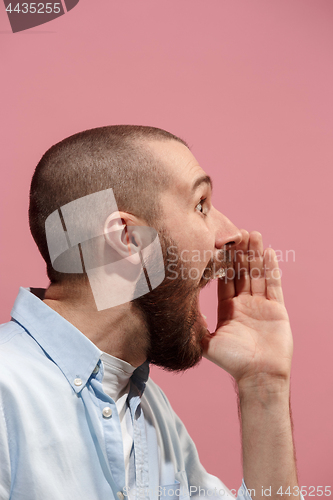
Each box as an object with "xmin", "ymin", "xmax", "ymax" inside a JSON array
[{"xmin": 10, "ymin": 287, "xmax": 149, "ymax": 394}]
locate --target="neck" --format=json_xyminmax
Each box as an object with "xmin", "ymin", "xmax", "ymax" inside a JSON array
[{"xmin": 43, "ymin": 282, "xmax": 148, "ymax": 368}]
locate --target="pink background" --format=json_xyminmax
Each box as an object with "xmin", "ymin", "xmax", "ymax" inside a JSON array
[{"xmin": 1, "ymin": 0, "xmax": 332, "ymax": 491}]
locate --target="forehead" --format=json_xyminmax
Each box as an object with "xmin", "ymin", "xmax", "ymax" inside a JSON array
[{"xmin": 145, "ymin": 140, "xmax": 208, "ymax": 196}]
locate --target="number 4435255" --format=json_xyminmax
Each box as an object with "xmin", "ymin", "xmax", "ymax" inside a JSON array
[
  {"xmin": 6, "ymin": 3, "xmax": 61, "ymax": 14},
  {"xmin": 277, "ymin": 486, "xmax": 331, "ymax": 496}
]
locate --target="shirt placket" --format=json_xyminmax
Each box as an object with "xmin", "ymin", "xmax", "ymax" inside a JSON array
[
  {"xmin": 82, "ymin": 365, "xmax": 127, "ymax": 498},
  {"xmin": 128, "ymin": 384, "xmax": 150, "ymax": 500}
]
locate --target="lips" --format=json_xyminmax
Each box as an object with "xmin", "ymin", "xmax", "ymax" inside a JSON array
[{"xmin": 199, "ymin": 263, "xmax": 228, "ymax": 288}]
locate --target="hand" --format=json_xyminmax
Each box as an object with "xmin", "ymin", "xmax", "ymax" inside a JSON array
[{"xmin": 202, "ymin": 230, "xmax": 293, "ymax": 389}]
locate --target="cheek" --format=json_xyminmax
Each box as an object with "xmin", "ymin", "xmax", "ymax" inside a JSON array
[
  {"xmin": 188, "ymin": 218, "xmax": 212, "ymax": 244},
  {"xmin": 187, "ymin": 237, "xmax": 215, "ymax": 268},
  {"xmin": 170, "ymin": 216, "xmax": 214, "ymax": 264}
]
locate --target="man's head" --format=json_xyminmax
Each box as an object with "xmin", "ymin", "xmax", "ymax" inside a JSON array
[
  {"xmin": 29, "ymin": 125, "xmax": 241, "ymax": 371},
  {"xmin": 29, "ymin": 125, "xmax": 185, "ymax": 283}
]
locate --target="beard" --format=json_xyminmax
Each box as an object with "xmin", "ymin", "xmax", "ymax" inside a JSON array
[{"xmin": 131, "ymin": 228, "xmax": 230, "ymax": 372}]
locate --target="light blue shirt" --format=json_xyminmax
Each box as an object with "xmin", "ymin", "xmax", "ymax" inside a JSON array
[{"xmin": 0, "ymin": 287, "xmax": 252, "ymax": 500}]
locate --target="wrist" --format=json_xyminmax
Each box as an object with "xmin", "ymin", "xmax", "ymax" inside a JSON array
[{"xmin": 237, "ymin": 373, "xmax": 290, "ymax": 408}]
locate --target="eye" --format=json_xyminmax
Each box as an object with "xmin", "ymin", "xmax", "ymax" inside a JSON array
[{"xmin": 196, "ymin": 198, "xmax": 207, "ymax": 216}]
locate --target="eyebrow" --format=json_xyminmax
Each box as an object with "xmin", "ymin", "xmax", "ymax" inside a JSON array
[{"xmin": 191, "ymin": 175, "xmax": 213, "ymax": 194}]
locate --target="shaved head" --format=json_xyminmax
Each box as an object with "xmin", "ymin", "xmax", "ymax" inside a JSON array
[{"xmin": 29, "ymin": 125, "xmax": 188, "ymax": 283}]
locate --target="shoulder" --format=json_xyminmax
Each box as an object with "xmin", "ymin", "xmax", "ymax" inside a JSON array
[
  {"xmin": 0, "ymin": 320, "xmax": 23, "ymax": 345},
  {"xmin": 144, "ymin": 377, "xmax": 174, "ymax": 413},
  {"xmin": 0, "ymin": 321, "xmax": 26, "ymax": 385},
  {"xmin": 143, "ymin": 377, "xmax": 185, "ymax": 433},
  {"xmin": 0, "ymin": 320, "xmax": 49, "ymax": 389}
]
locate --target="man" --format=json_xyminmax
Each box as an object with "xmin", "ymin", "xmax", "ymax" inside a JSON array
[{"xmin": 0, "ymin": 126, "xmax": 301, "ymax": 500}]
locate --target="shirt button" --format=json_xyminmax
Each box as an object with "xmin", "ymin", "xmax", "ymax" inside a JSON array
[
  {"xmin": 92, "ymin": 364, "xmax": 99, "ymax": 374},
  {"xmin": 74, "ymin": 378, "xmax": 82, "ymax": 386},
  {"xmin": 102, "ymin": 407, "xmax": 112, "ymax": 418},
  {"xmin": 117, "ymin": 492, "xmax": 124, "ymax": 500}
]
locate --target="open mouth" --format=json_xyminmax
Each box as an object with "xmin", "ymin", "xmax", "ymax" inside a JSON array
[
  {"xmin": 199, "ymin": 263, "xmax": 228, "ymax": 288},
  {"xmin": 213, "ymin": 267, "xmax": 226, "ymax": 278},
  {"xmin": 196, "ymin": 262, "xmax": 229, "ymax": 329}
]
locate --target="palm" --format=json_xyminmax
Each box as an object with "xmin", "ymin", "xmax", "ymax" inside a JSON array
[{"xmin": 202, "ymin": 231, "xmax": 293, "ymax": 385}]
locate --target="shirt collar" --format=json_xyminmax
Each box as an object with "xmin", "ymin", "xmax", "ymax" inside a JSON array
[
  {"xmin": 131, "ymin": 361, "xmax": 150, "ymax": 395},
  {"xmin": 11, "ymin": 287, "xmax": 149, "ymax": 393}
]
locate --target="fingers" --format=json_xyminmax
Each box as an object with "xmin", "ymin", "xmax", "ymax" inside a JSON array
[
  {"xmin": 249, "ymin": 231, "xmax": 265, "ymax": 297},
  {"xmin": 264, "ymin": 248, "xmax": 285, "ymax": 304},
  {"xmin": 234, "ymin": 229, "xmax": 250, "ymax": 295},
  {"xmin": 234, "ymin": 230, "xmax": 265, "ymax": 296},
  {"xmin": 218, "ymin": 230, "xmax": 284, "ymax": 308}
]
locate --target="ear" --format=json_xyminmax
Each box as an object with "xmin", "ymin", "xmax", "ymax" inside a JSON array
[{"xmin": 103, "ymin": 212, "xmax": 143, "ymax": 265}]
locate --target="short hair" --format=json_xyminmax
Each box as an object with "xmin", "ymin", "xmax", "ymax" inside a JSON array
[{"xmin": 29, "ymin": 125, "xmax": 188, "ymax": 284}]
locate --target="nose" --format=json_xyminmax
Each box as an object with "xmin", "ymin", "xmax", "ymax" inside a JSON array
[{"xmin": 213, "ymin": 208, "xmax": 242, "ymax": 250}]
